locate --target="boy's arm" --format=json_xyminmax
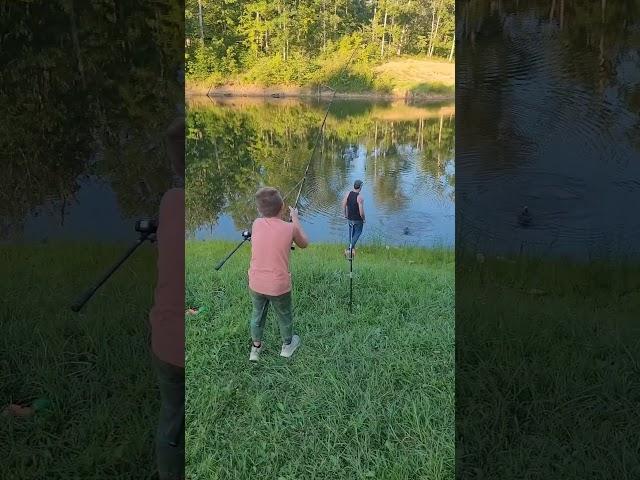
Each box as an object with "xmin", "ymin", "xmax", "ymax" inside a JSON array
[
  {"xmin": 293, "ymin": 221, "xmax": 309, "ymax": 248},
  {"xmin": 290, "ymin": 207, "xmax": 309, "ymax": 248},
  {"xmin": 358, "ymin": 196, "xmax": 365, "ymax": 222}
]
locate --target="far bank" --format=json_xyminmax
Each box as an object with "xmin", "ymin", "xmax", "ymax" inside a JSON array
[
  {"xmin": 186, "ymin": 57, "xmax": 455, "ymax": 102},
  {"xmin": 186, "ymin": 84, "xmax": 454, "ymax": 102}
]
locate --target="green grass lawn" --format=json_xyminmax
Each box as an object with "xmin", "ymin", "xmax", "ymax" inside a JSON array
[
  {"xmin": 457, "ymin": 253, "xmax": 640, "ymax": 478},
  {"xmin": 0, "ymin": 243, "xmax": 159, "ymax": 479},
  {"xmin": 186, "ymin": 241, "xmax": 454, "ymax": 480}
]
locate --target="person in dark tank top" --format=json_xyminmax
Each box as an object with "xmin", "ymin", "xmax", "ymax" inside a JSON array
[{"xmin": 341, "ymin": 179, "xmax": 366, "ymax": 258}]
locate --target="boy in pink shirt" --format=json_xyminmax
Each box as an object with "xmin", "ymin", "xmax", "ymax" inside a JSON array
[
  {"xmin": 148, "ymin": 116, "xmax": 185, "ymax": 480},
  {"xmin": 248, "ymin": 187, "xmax": 309, "ymax": 361}
]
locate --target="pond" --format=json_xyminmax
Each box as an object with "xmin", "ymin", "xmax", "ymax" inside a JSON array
[
  {"xmin": 457, "ymin": 1, "xmax": 640, "ymax": 260},
  {"xmin": 186, "ymin": 96, "xmax": 455, "ymax": 248}
]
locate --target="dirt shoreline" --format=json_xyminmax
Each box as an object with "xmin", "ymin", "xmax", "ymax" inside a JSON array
[{"xmin": 186, "ymin": 84, "xmax": 454, "ymax": 102}]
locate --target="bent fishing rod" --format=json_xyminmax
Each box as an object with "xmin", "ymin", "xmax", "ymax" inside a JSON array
[{"xmin": 214, "ymin": 46, "xmax": 360, "ymax": 270}]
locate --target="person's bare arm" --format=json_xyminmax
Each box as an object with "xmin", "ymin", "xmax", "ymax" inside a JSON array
[
  {"xmin": 290, "ymin": 207, "xmax": 309, "ymax": 248},
  {"xmin": 358, "ymin": 196, "xmax": 365, "ymax": 222},
  {"xmin": 341, "ymin": 193, "xmax": 349, "ymax": 218}
]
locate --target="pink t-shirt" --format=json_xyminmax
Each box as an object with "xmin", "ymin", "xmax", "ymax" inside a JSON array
[
  {"xmin": 149, "ymin": 188, "xmax": 185, "ymax": 367},
  {"xmin": 248, "ymin": 217, "xmax": 295, "ymax": 296}
]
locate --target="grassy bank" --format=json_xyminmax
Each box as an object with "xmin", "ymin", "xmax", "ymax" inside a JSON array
[
  {"xmin": 0, "ymin": 243, "xmax": 158, "ymax": 479},
  {"xmin": 186, "ymin": 241, "xmax": 454, "ymax": 479},
  {"xmin": 457, "ymin": 253, "xmax": 640, "ymax": 477},
  {"xmin": 187, "ymin": 58, "xmax": 454, "ymax": 99}
]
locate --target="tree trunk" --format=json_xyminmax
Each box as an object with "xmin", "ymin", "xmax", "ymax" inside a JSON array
[
  {"xmin": 397, "ymin": 25, "xmax": 406, "ymax": 55},
  {"xmin": 430, "ymin": 8, "xmax": 442, "ymax": 56},
  {"xmin": 380, "ymin": 8, "xmax": 388, "ymax": 58},
  {"xmin": 390, "ymin": 15, "xmax": 395, "ymax": 54},
  {"xmin": 549, "ymin": 0, "xmax": 556, "ymax": 21},
  {"xmin": 428, "ymin": 6, "xmax": 436, "ymax": 56},
  {"xmin": 448, "ymin": 32, "xmax": 455, "ymax": 62},
  {"xmin": 323, "ymin": 0, "xmax": 327, "ymax": 51},
  {"xmin": 371, "ymin": 5, "xmax": 377, "ymax": 43},
  {"xmin": 560, "ymin": 0, "xmax": 564, "ymax": 30},
  {"xmin": 601, "ymin": 0, "xmax": 606, "ymax": 22},
  {"xmin": 256, "ymin": 12, "xmax": 261, "ymax": 52},
  {"xmin": 198, "ymin": 0, "xmax": 205, "ymax": 45},
  {"xmin": 67, "ymin": 0, "xmax": 85, "ymax": 88}
]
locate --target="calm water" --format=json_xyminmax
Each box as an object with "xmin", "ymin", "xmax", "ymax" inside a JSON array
[
  {"xmin": 186, "ymin": 96, "xmax": 455, "ymax": 248},
  {"xmin": 457, "ymin": 1, "xmax": 640, "ymax": 260}
]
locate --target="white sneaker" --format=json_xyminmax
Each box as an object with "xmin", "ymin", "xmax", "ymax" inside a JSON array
[
  {"xmin": 280, "ymin": 335, "xmax": 301, "ymax": 358},
  {"xmin": 249, "ymin": 343, "xmax": 264, "ymax": 362}
]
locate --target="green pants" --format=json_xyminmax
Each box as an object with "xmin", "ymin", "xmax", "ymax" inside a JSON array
[
  {"xmin": 152, "ymin": 353, "xmax": 185, "ymax": 480},
  {"xmin": 250, "ymin": 289, "xmax": 294, "ymax": 344}
]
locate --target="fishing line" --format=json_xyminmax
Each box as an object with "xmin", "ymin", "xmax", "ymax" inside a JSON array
[
  {"xmin": 214, "ymin": 45, "xmax": 360, "ymax": 270},
  {"xmin": 291, "ymin": 47, "xmax": 359, "ymax": 213}
]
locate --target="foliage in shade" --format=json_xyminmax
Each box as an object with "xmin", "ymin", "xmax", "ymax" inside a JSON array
[
  {"xmin": 0, "ymin": 243, "xmax": 158, "ymax": 478},
  {"xmin": 0, "ymin": 1, "xmax": 183, "ymax": 239}
]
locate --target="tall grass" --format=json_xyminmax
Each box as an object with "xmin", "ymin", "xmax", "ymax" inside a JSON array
[
  {"xmin": 0, "ymin": 243, "xmax": 159, "ymax": 479},
  {"xmin": 186, "ymin": 241, "xmax": 454, "ymax": 479},
  {"xmin": 457, "ymin": 251, "xmax": 640, "ymax": 478}
]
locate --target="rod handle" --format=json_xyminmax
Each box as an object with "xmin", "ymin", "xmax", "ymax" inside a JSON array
[{"xmin": 70, "ymin": 289, "xmax": 94, "ymax": 312}]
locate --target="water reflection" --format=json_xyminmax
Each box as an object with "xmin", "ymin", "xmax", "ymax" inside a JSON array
[
  {"xmin": 186, "ymin": 97, "xmax": 455, "ymax": 247},
  {"xmin": 457, "ymin": 0, "xmax": 640, "ymax": 260},
  {"xmin": 1, "ymin": 1, "xmax": 182, "ymax": 242}
]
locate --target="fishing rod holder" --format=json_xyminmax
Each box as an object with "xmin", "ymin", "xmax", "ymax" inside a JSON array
[{"xmin": 70, "ymin": 218, "xmax": 157, "ymax": 312}]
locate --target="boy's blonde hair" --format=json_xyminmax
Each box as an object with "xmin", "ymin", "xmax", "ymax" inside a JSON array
[{"xmin": 255, "ymin": 187, "xmax": 283, "ymax": 218}]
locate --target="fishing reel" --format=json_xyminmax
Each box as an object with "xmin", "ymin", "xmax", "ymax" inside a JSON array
[
  {"xmin": 241, "ymin": 230, "xmax": 251, "ymax": 240},
  {"xmin": 135, "ymin": 218, "xmax": 158, "ymax": 242}
]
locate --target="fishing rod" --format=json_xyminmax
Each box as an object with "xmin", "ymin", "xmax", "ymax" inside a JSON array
[
  {"xmin": 213, "ymin": 177, "xmax": 307, "ymax": 271},
  {"xmin": 70, "ymin": 218, "xmax": 158, "ymax": 312},
  {"xmin": 214, "ymin": 46, "xmax": 360, "ymax": 269},
  {"xmin": 348, "ymin": 223, "xmax": 354, "ymax": 313}
]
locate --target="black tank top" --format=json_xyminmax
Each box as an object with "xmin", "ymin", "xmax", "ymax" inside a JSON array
[{"xmin": 346, "ymin": 191, "xmax": 362, "ymax": 221}]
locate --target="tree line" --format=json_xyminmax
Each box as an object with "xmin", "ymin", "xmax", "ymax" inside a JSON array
[{"xmin": 185, "ymin": 0, "xmax": 455, "ymax": 81}]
